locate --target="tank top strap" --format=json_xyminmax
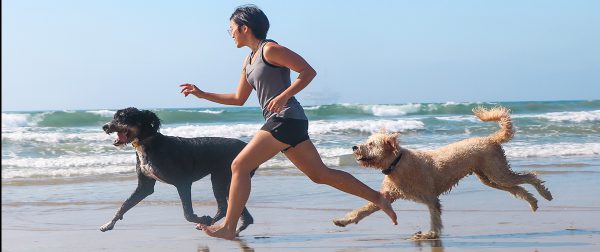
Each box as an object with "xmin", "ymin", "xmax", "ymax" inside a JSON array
[
  {"xmin": 246, "ymin": 53, "xmax": 252, "ymax": 65},
  {"xmin": 260, "ymin": 39, "xmax": 273, "ymax": 50},
  {"xmin": 259, "ymin": 39, "xmax": 280, "ymax": 68},
  {"xmin": 256, "ymin": 39, "xmax": 268, "ymax": 58},
  {"xmin": 248, "ymin": 39, "xmax": 270, "ymax": 66},
  {"xmin": 243, "ymin": 53, "xmax": 252, "ymax": 81}
]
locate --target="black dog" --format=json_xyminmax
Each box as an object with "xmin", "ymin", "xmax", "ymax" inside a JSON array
[{"xmin": 99, "ymin": 107, "xmax": 255, "ymax": 234}]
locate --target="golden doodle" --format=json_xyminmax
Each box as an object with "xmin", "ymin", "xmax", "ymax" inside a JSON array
[{"xmin": 333, "ymin": 106, "xmax": 553, "ymax": 239}]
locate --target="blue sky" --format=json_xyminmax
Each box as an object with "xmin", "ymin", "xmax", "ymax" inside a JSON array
[{"xmin": 3, "ymin": 0, "xmax": 599, "ymax": 111}]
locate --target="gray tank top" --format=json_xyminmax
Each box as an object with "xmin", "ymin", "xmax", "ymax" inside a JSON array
[{"xmin": 245, "ymin": 39, "xmax": 308, "ymax": 120}]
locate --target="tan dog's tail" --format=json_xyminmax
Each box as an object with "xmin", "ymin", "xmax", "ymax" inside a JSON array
[{"xmin": 473, "ymin": 106, "xmax": 514, "ymax": 143}]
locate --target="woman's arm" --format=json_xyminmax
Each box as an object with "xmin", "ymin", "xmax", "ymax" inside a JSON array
[
  {"xmin": 179, "ymin": 56, "xmax": 253, "ymax": 106},
  {"xmin": 263, "ymin": 43, "xmax": 317, "ymax": 113}
]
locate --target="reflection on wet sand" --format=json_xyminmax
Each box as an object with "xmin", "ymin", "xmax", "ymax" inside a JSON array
[
  {"xmin": 197, "ymin": 239, "xmax": 255, "ymax": 252},
  {"xmin": 412, "ymin": 239, "xmax": 445, "ymax": 252}
]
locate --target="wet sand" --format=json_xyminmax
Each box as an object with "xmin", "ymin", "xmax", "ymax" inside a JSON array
[
  {"xmin": 3, "ymin": 204, "xmax": 599, "ymax": 251},
  {"xmin": 3, "ymin": 170, "xmax": 600, "ymax": 251}
]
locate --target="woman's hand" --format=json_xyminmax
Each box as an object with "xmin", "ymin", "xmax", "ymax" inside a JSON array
[
  {"xmin": 179, "ymin": 83, "xmax": 205, "ymax": 98},
  {"xmin": 267, "ymin": 93, "xmax": 290, "ymax": 114}
]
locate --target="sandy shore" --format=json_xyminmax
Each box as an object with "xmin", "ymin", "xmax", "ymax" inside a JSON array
[
  {"xmin": 3, "ymin": 203, "xmax": 599, "ymax": 251},
  {"xmin": 3, "ymin": 171, "xmax": 600, "ymax": 251}
]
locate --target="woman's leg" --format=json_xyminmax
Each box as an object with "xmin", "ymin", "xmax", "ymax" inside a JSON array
[
  {"xmin": 199, "ymin": 130, "xmax": 288, "ymax": 239},
  {"xmin": 284, "ymin": 139, "xmax": 398, "ymax": 225}
]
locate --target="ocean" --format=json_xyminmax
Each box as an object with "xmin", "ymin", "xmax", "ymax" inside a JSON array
[
  {"xmin": 3, "ymin": 99, "xmax": 599, "ymax": 203},
  {"xmin": 3, "ymin": 100, "xmax": 599, "ymax": 183}
]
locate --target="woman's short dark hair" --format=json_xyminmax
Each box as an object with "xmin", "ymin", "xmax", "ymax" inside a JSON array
[{"xmin": 230, "ymin": 5, "xmax": 269, "ymax": 40}]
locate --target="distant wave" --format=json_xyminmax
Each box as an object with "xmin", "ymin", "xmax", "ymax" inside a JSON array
[
  {"xmin": 3, "ymin": 142, "xmax": 599, "ymax": 179},
  {"xmin": 434, "ymin": 110, "xmax": 600, "ymax": 123},
  {"xmin": 398, "ymin": 142, "xmax": 600, "ymax": 159},
  {"xmin": 2, "ymin": 154, "xmax": 135, "ymax": 179},
  {"xmin": 177, "ymin": 109, "xmax": 225, "ymax": 114},
  {"xmin": 360, "ymin": 104, "xmax": 422, "ymax": 116},
  {"xmin": 305, "ymin": 103, "xmax": 473, "ymax": 117},
  {"xmin": 506, "ymin": 142, "xmax": 600, "ymax": 158},
  {"xmin": 2, "ymin": 128, "xmax": 112, "ymax": 143},
  {"xmin": 303, "ymin": 105, "xmax": 321, "ymax": 111},
  {"xmin": 161, "ymin": 119, "xmax": 424, "ymax": 139},
  {"xmin": 86, "ymin": 110, "xmax": 117, "ymax": 117},
  {"xmin": 3, "ymin": 100, "xmax": 599, "ymax": 128},
  {"xmin": 2, "ymin": 154, "xmax": 134, "ymax": 169},
  {"xmin": 530, "ymin": 110, "xmax": 600, "ymax": 122},
  {"xmin": 0, "ymin": 109, "xmax": 239, "ymax": 128},
  {"xmin": 434, "ymin": 115, "xmax": 479, "ymax": 122},
  {"xmin": 2, "ymin": 111, "xmax": 110, "ymax": 128},
  {"xmin": 2, "ymin": 113, "xmax": 33, "ymax": 127},
  {"xmin": 1, "ymin": 147, "xmax": 353, "ymax": 179},
  {"xmin": 2, "ymin": 118, "xmax": 424, "ymax": 145},
  {"xmin": 310, "ymin": 119, "xmax": 424, "ymax": 134},
  {"xmin": 274, "ymin": 101, "xmax": 598, "ymax": 119},
  {"xmin": 161, "ymin": 123, "xmax": 260, "ymax": 139}
]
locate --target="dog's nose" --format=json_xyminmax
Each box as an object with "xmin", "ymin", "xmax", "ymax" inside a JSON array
[
  {"xmin": 102, "ymin": 124, "xmax": 109, "ymax": 132},
  {"xmin": 352, "ymin": 146, "xmax": 358, "ymax": 151}
]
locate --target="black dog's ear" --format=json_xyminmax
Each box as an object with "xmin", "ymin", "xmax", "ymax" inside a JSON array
[
  {"xmin": 142, "ymin": 110, "xmax": 161, "ymax": 132},
  {"xmin": 116, "ymin": 107, "xmax": 140, "ymax": 119}
]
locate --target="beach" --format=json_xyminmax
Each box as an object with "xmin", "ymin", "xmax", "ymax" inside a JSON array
[
  {"xmin": 3, "ymin": 164, "xmax": 600, "ymax": 251},
  {"xmin": 3, "ymin": 101, "xmax": 600, "ymax": 251}
]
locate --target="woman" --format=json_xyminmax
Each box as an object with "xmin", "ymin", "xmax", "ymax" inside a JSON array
[{"xmin": 180, "ymin": 5, "xmax": 397, "ymax": 240}]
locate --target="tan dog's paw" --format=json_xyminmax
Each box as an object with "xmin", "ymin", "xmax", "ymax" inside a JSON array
[
  {"xmin": 410, "ymin": 231, "xmax": 439, "ymax": 240},
  {"xmin": 332, "ymin": 218, "xmax": 353, "ymax": 227}
]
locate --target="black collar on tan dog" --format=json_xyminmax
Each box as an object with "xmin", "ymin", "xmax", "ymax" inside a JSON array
[{"xmin": 382, "ymin": 151, "xmax": 403, "ymax": 175}]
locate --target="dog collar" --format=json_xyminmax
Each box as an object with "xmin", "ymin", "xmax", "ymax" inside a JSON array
[{"xmin": 382, "ymin": 151, "xmax": 403, "ymax": 175}]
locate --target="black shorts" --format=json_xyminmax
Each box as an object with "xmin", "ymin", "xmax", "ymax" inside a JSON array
[{"xmin": 260, "ymin": 116, "xmax": 309, "ymax": 152}]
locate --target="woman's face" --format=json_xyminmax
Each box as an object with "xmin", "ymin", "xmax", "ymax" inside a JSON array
[{"xmin": 229, "ymin": 20, "xmax": 245, "ymax": 48}]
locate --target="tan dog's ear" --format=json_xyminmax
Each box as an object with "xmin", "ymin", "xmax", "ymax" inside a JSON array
[
  {"xmin": 384, "ymin": 133, "xmax": 400, "ymax": 152},
  {"xmin": 378, "ymin": 128, "xmax": 387, "ymax": 134}
]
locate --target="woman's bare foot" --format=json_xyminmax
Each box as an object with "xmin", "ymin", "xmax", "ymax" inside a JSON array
[
  {"xmin": 196, "ymin": 223, "xmax": 237, "ymax": 240},
  {"xmin": 376, "ymin": 192, "xmax": 398, "ymax": 225}
]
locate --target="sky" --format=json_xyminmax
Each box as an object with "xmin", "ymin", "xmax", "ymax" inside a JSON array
[{"xmin": 2, "ymin": 0, "xmax": 599, "ymax": 111}]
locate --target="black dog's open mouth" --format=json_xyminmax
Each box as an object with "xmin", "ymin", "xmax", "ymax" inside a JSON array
[
  {"xmin": 113, "ymin": 131, "xmax": 128, "ymax": 146},
  {"xmin": 105, "ymin": 129, "xmax": 129, "ymax": 146},
  {"xmin": 103, "ymin": 123, "xmax": 130, "ymax": 146}
]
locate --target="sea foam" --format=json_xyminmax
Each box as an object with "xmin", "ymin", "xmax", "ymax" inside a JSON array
[
  {"xmin": 1, "ymin": 113, "xmax": 32, "ymax": 127},
  {"xmin": 2, "ymin": 154, "xmax": 135, "ymax": 179},
  {"xmin": 533, "ymin": 110, "xmax": 600, "ymax": 122},
  {"xmin": 86, "ymin": 110, "xmax": 116, "ymax": 117},
  {"xmin": 505, "ymin": 142, "xmax": 600, "ymax": 158},
  {"xmin": 310, "ymin": 119, "xmax": 424, "ymax": 134}
]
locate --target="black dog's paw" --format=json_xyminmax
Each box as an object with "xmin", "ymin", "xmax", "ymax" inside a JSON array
[
  {"xmin": 198, "ymin": 215, "xmax": 213, "ymax": 225},
  {"xmin": 100, "ymin": 221, "xmax": 116, "ymax": 232},
  {"xmin": 185, "ymin": 213, "xmax": 213, "ymax": 224}
]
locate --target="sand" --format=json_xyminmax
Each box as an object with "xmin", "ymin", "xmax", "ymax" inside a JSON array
[
  {"xmin": 3, "ymin": 203, "xmax": 599, "ymax": 251},
  {"xmin": 3, "ymin": 170, "xmax": 600, "ymax": 252}
]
